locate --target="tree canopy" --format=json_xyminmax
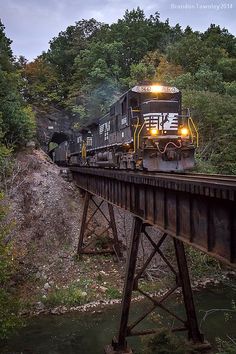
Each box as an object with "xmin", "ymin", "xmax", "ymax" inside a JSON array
[{"xmin": 0, "ymin": 21, "xmax": 35, "ymax": 151}]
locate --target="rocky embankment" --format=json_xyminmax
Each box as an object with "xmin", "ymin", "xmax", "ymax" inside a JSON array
[
  {"xmin": 8, "ymin": 148, "xmax": 81, "ymax": 260},
  {"xmin": 5, "ymin": 148, "xmax": 127, "ymax": 314}
]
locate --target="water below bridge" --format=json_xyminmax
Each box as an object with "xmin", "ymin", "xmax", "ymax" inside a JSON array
[{"xmin": 2, "ymin": 284, "xmax": 236, "ymax": 354}]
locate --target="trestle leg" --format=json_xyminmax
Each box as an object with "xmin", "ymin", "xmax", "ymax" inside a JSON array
[
  {"xmin": 105, "ymin": 216, "xmax": 142, "ymax": 354},
  {"xmin": 77, "ymin": 191, "xmax": 121, "ymax": 259},
  {"xmin": 105, "ymin": 219, "xmax": 209, "ymax": 353},
  {"xmin": 77, "ymin": 191, "xmax": 90, "ymax": 255},
  {"xmin": 173, "ymin": 239, "xmax": 203, "ymax": 343},
  {"xmin": 108, "ymin": 203, "xmax": 122, "ymax": 258}
]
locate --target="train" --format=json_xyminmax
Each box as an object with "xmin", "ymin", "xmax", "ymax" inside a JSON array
[{"xmin": 54, "ymin": 84, "xmax": 198, "ymax": 172}]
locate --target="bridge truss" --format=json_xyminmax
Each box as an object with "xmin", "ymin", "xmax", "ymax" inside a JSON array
[{"xmin": 70, "ymin": 167, "xmax": 236, "ymax": 353}]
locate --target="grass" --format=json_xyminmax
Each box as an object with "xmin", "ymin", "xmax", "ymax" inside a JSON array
[
  {"xmin": 105, "ymin": 286, "xmax": 122, "ymax": 299},
  {"xmin": 95, "ymin": 233, "xmax": 111, "ymax": 250},
  {"xmin": 141, "ymin": 329, "xmax": 198, "ymax": 354},
  {"xmin": 42, "ymin": 283, "xmax": 88, "ymax": 308},
  {"xmin": 185, "ymin": 245, "xmax": 221, "ymax": 279},
  {"xmin": 138, "ymin": 279, "xmax": 169, "ymax": 294},
  {"xmin": 0, "ymin": 289, "xmax": 23, "ymax": 340},
  {"xmin": 216, "ymin": 337, "xmax": 236, "ymax": 354}
]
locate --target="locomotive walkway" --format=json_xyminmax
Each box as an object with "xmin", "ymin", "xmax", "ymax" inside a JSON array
[{"xmin": 70, "ymin": 167, "xmax": 236, "ymax": 353}]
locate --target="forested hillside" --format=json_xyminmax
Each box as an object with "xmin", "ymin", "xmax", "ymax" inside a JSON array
[
  {"xmin": 0, "ymin": 21, "xmax": 35, "ymax": 339},
  {"xmin": 20, "ymin": 7, "xmax": 236, "ymax": 173}
]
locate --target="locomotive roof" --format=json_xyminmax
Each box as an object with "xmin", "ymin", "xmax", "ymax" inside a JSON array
[
  {"xmin": 131, "ymin": 84, "xmax": 179, "ymax": 94},
  {"xmin": 78, "ymin": 84, "xmax": 180, "ymax": 131},
  {"xmin": 110, "ymin": 84, "xmax": 180, "ymax": 105}
]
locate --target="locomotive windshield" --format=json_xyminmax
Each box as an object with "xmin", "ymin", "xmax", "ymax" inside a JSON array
[{"xmin": 141, "ymin": 100, "xmax": 179, "ymax": 114}]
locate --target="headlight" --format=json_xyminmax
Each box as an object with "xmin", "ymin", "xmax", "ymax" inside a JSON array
[
  {"xmin": 150, "ymin": 128, "xmax": 158, "ymax": 136},
  {"xmin": 151, "ymin": 85, "xmax": 163, "ymax": 93},
  {"xmin": 180, "ymin": 127, "xmax": 189, "ymax": 136}
]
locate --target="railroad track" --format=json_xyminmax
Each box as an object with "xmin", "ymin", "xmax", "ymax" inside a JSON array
[
  {"xmin": 143, "ymin": 171, "xmax": 236, "ymax": 186},
  {"xmin": 70, "ymin": 165, "xmax": 236, "ymax": 186},
  {"xmin": 70, "ymin": 166, "xmax": 236, "ymax": 203}
]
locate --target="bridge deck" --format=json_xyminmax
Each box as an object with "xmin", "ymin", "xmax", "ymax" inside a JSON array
[{"xmin": 70, "ymin": 167, "xmax": 236, "ymax": 267}]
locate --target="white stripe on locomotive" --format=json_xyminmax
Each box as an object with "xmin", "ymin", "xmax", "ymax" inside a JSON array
[{"xmin": 143, "ymin": 113, "xmax": 178, "ymax": 130}]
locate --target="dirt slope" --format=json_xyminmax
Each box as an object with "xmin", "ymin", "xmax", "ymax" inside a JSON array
[
  {"xmin": 5, "ymin": 149, "xmax": 126, "ymax": 311},
  {"xmin": 8, "ymin": 149, "xmax": 81, "ymax": 262}
]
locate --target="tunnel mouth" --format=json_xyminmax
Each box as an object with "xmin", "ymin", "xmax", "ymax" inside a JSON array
[
  {"xmin": 48, "ymin": 132, "xmax": 69, "ymax": 163},
  {"xmin": 50, "ymin": 132, "xmax": 69, "ymax": 146},
  {"xmin": 48, "ymin": 132, "xmax": 69, "ymax": 152}
]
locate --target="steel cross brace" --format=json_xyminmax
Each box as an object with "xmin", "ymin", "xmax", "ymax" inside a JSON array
[
  {"xmin": 105, "ymin": 216, "xmax": 209, "ymax": 354},
  {"xmin": 77, "ymin": 191, "xmax": 122, "ymax": 259}
]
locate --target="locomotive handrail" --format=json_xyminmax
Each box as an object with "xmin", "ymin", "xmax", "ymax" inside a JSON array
[
  {"xmin": 81, "ymin": 141, "xmax": 87, "ymax": 159},
  {"xmin": 137, "ymin": 122, "xmax": 145, "ymax": 149},
  {"xmin": 133, "ymin": 117, "xmax": 140, "ymax": 152},
  {"xmin": 188, "ymin": 117, "xmax": 199, "ymax": 147}
]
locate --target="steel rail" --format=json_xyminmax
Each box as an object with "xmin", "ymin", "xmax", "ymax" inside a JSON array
[
  {"xmin": 70, "ymin": 167, "xmax": 236, "ymax": 200},
  {"xmin": 70, "ymin": 166, "xmax": 236, "ymax": 182}
]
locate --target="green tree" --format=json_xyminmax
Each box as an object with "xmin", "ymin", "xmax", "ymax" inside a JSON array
[
  {"xmin": 68, "ymin": 40, "xmax": 123, "ymax": 120},
  {"xmin": 173, "ymin": 66, "xmax": 225, "ymax": 93},
  {"xmin": 106, "ymin": 8, "xmax": 174, "ymax": 79},
  {"xmin": 224, "ymin": 81, "xmax": 236, "ymax": 96},
  {"xmin": 0, "ymin": 21, "xmax": 13, "ymax": 72},
  {"xmin": 0, "ymin": 70, "xmax": 35, "ymax": 147},
  {"xmin": 194, "ymin": 65, "xmax": 224, "ymax": 92},
  {"xmin": 108, "ymin": 8, "xmax": 151, "ymax": 76},
  {"xmin": 201, "ymin": 24, "xmax": 236, "ymax": 57},
  {"xmin": 167, "ymin": 32, "xmax": 225, "ymax": 73},
  {"xmin": 173, "ymin": 72, "xmax": 195, "ymax": 90},
  {"xmin": 47, "ymin": 19, "xmax": 104, "ymax": 79},
  {"xmin": 126, "ymin": 62, "xmax": 155, "ymax": 87},
  {"xmin": 0, "ymin": 21, "xmax": 35, "ymax": 149},
  {"xmin": 183, "ymin": 90, "xmax": 236, "ymax": 174},
  {"xmin": 155, "ymin": 55, "xmax": 184, "ymax": 83},
  {"xmin": 217, "ymin": 57, "xmax": 236, "ymax": 81},
  {"xmin": 23, "ymin": 57, "xmax": 62, "ymax": 105}
]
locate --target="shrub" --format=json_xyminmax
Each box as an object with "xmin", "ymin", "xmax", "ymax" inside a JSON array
[
  {"xmin": 142, "ymin": 329, "xmax": 197, "ymax": 354},
  {"xmin": 106, "ymin": 287, "xmax": 121, "ymax": 299},
  {"xmin": 42, "ymin": 284, "xmax": 87, "ymax": 308},
  {"xmin": 185, "ymin": 246, "xmax": 220, "ymax": 279},
  {"xmin": 0, "ymin": 193, "xmax": 22, "ymax": 341}
]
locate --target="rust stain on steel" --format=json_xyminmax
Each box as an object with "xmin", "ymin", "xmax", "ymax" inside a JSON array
[{"xmin": 70, "ymin": 167, "xmax": 236, "ymax": 267}]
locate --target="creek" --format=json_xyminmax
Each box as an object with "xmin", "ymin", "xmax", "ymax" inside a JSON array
[{"xmin": 2, "ymin": 284, "xmax": 236, "ymax": 353}]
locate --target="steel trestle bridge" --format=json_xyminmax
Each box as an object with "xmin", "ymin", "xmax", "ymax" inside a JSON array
[{"xmin": 70, "ymin": 167, "xmax": 236, "ymax": 353}]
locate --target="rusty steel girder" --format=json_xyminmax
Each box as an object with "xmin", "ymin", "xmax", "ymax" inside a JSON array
[
  {"xmin": 77, "ymin": 191, "xmax": 122, "ymax": 259},
  {"xmin": 70, "ymin": 167, "xmax": 236, "ymax": 267}
]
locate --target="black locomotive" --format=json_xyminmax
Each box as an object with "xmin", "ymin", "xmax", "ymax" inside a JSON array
[{"xmin": 69, "ymin": 84, "xmax": 198, "ymax": 172}]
